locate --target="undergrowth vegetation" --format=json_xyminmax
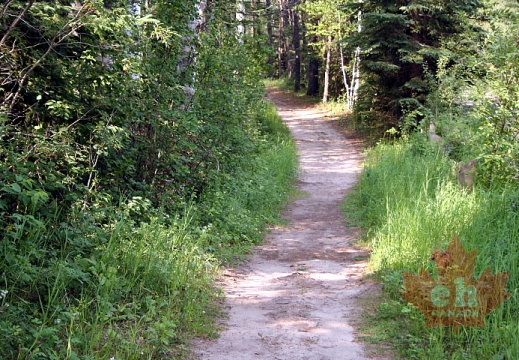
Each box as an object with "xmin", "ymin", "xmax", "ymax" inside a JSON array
[
  {"xmin": 0, "ymin": 1, "xmax": 297, "ymax": 357},
  {"xmin": 342, "ymin": 6, "xmax": 519, "ymax": 357},
  {"xmin": 345, "ymin": 140, "xmax": 519, "ymax": 359},
  {"xmin": 0, "ymin": 99, "xmax": 297, "ymax": 359}
]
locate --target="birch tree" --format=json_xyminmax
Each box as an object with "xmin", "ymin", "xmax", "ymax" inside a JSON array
[
  {"xmin": 237, "ymin": 0, "xmax": 245, "ymax": 41},
  {"xmin": 179, "ymin": 0, "xmax": 207, "ymax": 102},
  {"xmin": 338, "ymin": 3, "xmax": 361, "ymax": 108},
  {"xmin": 323, "ymin": 34, "xmax": 332, "ymax": 103},
  {"xmin": 300, "ymin": 0, "xmax": 355, "ymax": 102}
]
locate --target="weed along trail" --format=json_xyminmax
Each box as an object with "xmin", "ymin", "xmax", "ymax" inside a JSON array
[{"xmin": 192, "ymin": 89, "xmax": 378, "ymax": 360}]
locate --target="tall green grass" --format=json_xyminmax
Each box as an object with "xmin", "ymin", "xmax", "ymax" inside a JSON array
[
  {"xmin": 345, "ymin": 139, "xmax": 519, "ymax": 359},
  {"xmin": 1, "ymin": 214, "xmax": 217, "ymax": 359},
  {"xmin": 68, "ymin": 219, "xmax": 218, "ymax": 359}
]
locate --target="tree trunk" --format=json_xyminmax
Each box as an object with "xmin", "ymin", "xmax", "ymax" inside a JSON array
[
  {"xmin": 301, "ymin": 11, "xmax": 308, "ymax": 84},
  {"xmin": 277, "ymin": 2, "xmax": 285, "ymax": 77},
  {"xmin": 249, "ymin": 0, "xmax": 255, "ymax": 37},
  {"xmin": 307, "ymin": 56, "xmax": 319, "ymax": 96},
  {"xmin": 351, "ymin": 45, "xmax": 360, "ymax": 106},
  {"xmin": 306, "ymin": 17, "xmax": 319, "ymax": 96},
  {"xmin": 351, "ymin": 6, "xmax": 362, "ymax": 106},
  {"xmin": 337, "ymin": 11, "xmax": 351, "ymax": 107},
  {"xmin": 339, "ymin": 43, "xmax": 350, "ymax": 103},
  {"xmin": 283, "ymin": 3, "xmax": 291, "ymax": 77},
  {"xmin": 178, "ymin": 0, "xmax": 207, "ymax": 106},
  {"xmin": 266, "ymin": 0, "xmax": 274, "ymax": 77},
  {"xmin": 322, "ymin": 35, "xmax": 332, "ymax": 104},
  {"xmin": 236, "ymin": 0, "xmax": 245, "ymax": 42},
  {"xmin": 293, "ymin": 9, "xmax": 301, "ymax": 92}
]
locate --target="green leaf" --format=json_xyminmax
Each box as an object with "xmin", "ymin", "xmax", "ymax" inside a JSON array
[{"xmin": 136, "ymin": 14, "xmax": 160, "ymax": 26}]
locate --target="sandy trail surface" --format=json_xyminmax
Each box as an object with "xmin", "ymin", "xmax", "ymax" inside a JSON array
[{"xmin": 192, "ymin": 89, "xmax": 380, "ymax": 360}]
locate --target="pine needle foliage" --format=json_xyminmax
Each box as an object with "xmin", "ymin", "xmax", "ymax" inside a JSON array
[{"xmin": 345, "ymin": 0, "xmax": 486, "ymax": 130}]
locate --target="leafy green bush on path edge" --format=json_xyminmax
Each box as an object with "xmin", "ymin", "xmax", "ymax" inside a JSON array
[
  {"xmin": 0, "ymin": 99, "xmax": 298, "ymax": 359},
  {"xmin": 344, "ymin": 139, "xmax": 519, "ymax": 359}
]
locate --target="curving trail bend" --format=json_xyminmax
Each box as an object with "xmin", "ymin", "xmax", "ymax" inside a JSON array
[{"xmin": 192, "ymin": 89, "xmax": 382, "ymax": 360}]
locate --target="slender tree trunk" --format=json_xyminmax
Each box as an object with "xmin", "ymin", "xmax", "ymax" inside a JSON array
[
  {"xmin": 283, "ymin": 3, "xmax": 291, "ymax": 77},
  {"xmin": 337, "ymin": 11, "xmax": 351, "ymax": 107},
  {"xmin": 250, "ymin": 0, "xmax": 255, "ymax": 37},
  {"xmin": 351, "ymin": 6, "xmax": 362, "ymax": 105},
  {"xmin": 322, "ymin": 35, "xmax": 332, "ymax": 104},
  {"xmin": 293, "ymin": 9, "xmax": 301, "ymax": 91},
  {"xmin": 277, "ymin": 0, "xmax": 284, "ymax": 77},
  {"xmin": 177, "ymin": 0, "xmax": 206, "ymax": 106},
  {"xmin": 237, "ymin": 0, "xmax": 245, "ymax": 42},
  {"xmin": 266, "ymin": 0, "xmax": 274, "ymax": 77},
  {"xmin": 307, "ymin": 57, "xmax": 319, "ymax": 96},
  {"xmin": 351, "ymin": 46, "xmax": 360, "ymax": 106},
  {"xmin": 339, "ymin": 44, "xmax": 350, "ymax": 103},
  {"xmin": 301, "ymin": 11, "xmax": 308, "ymax": 85},
  {"xmin": 306, "ymin": 19, "xmax": 319, "ymax": 96}
]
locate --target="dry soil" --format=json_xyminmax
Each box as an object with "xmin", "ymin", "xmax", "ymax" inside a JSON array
[{"xmin": 191, "ymin": 89, "xmax": 382, "ymax": 360}]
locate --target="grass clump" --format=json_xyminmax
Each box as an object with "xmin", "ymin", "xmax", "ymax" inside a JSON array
[
  {"xmin": 344, "ymin": 138, "xmax": 519, "ymax": 359},
  {"xmin": 1, "ymin": 214, "xmax": 217, "ymax": 359}
]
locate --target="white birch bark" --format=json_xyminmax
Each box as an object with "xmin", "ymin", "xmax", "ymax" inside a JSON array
[
  {"xmin": 179, "ymin": 0, "xmax": 207, "ymax": 101},
  {"xmin": 337, "ymin": 6, "xmax": 361, "ymax": 109},
  {"xmin": 337, "ymin": 12, "xmax": 351, "ymax": 107},
  {"xmin": 339, "ymin": 43, "xmax": 355, "ymax": 109},
  {"xmin": 236, "ymin": 0, "xmax": 245, "ymax": 42},
  {"xmin": 322, "ymin": 35, "xmax": 332, "ymax": 104},
  {"xmin": 351, "ymin": 2, "xmax": 362, "ymax": 106}
]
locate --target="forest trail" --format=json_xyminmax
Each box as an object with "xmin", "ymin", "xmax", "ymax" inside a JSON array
[{"xmin": 192, "ymin": 89, "xmax": 383, "ymax": 359}]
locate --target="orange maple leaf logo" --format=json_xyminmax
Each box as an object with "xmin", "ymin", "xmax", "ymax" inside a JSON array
[{"xmin": 401, "ymin": 234, "xmax": 510, "ymax": 332}]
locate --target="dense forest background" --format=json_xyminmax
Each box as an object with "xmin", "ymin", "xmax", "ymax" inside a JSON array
[
  {"xmin": 271, "ymin": 0, "xmax": 518, "ymax": 187},
  {"xmin": 1, "ymin": 0, "xmax": 518, "ymax": 358}
]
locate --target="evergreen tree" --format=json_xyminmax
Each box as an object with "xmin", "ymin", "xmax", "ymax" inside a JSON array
[{"xmin": 347, "ymin": 0, "xmax": 485, "ymax": 129}]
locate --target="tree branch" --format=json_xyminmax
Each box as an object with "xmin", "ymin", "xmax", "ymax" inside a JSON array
[
  {"xmin": 7, "ymin": 3, "xmax": 88, "ymax": 112},
  {"xmin": 0, "ymin": 0, "xmax": 35, "ymax": 49}
]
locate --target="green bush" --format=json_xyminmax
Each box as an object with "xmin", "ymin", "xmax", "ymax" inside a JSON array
[{"xmin": 0, "ymin": 1, "xmax": 298, "ymax": 356}]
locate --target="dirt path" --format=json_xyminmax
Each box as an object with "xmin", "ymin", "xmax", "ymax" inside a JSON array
[{"xmin": 192, "ymin": 89, "xmax": 379, "ymax": 360}]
